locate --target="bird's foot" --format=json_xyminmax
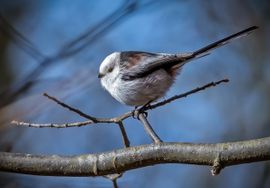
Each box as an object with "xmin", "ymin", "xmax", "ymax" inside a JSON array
[{"xmin": 132, "ymin": 106, "xmax": 148, "ymax": 119}]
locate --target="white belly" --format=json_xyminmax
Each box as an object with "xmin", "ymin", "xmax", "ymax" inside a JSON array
[{"xmin": 110, "ymin": 69, "xmax": 175, "ymax": 106}]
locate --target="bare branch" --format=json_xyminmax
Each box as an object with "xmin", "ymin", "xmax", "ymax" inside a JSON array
[
  {"xmin": 112, "ymin": 179, "xmax": 119, "ymax": 188},
  {"xmin": 148, "ymin": 78, "xmax": 229, "ymax": 110},
  {"xmin": 11, "ymin": 78, "xmax": 229, "ymax": 128},
  {"xmin": 117, "ymin": 121, "xmax": 130, "ymax": 148},
  {"xmin": 11, "ymin": 120, "xmax": 94, "ymax": 128},
  {"xmin": 1, "ymin": 137, "xmax": 270, "ymax": 176},
  {"xmin": 137, "ymin": 113, "xmax": 162, "ymax": 143},
  {"xmin": 43, "ymin": 93, "xmax": 98, "ymax": 122},
  {"xmin": 104, "ymin": 173, "xmax": 122, "ymax": 188}
]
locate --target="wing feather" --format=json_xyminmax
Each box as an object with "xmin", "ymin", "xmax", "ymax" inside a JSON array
[{"xmin": 121, "ymin": 26, "xmax": 258, "ymax": 81}]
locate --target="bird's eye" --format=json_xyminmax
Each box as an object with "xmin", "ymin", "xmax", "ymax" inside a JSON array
[{"xmin": 108, "ymin": 67, "xmax": 114, "ymax": 73}]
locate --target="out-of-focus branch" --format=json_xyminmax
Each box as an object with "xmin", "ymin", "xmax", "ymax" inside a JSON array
[
  {"xmin": 0, "ymin": 0, "xmax": 158, "ymax": 108},
  {"xmin": 11, "ymin": 78, "xmax": 229, "ymax": 128},
  {"xmin": 0, "ymin": 13, "xmax": 45, "ymax": 61},
  {"xmin": 1, "ymin": 137, "xmax": 270, "ymax": 176}
]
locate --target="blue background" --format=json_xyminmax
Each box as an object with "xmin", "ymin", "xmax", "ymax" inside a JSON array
[{"xmin": 0, "ymin": 0, "xmax": 269, "ymax": 187}]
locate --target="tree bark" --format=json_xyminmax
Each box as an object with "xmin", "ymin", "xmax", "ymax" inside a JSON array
[{"xmin": 0, "ymin": 137, "xmax": 270, "ymax": 176}]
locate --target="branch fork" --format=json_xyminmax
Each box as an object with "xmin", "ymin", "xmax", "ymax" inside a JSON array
[{"xmin": 8, "ymin": 78, "xmax": 233, "ymax": 179}]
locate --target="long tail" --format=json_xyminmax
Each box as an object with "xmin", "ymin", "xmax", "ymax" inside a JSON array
[
  {"xmin": 121, "ymin": 26, "xmax": 258, "ymax": 80},
  {"xmin": 191, "ymin": 26, "xmax": 258, "ymax": 58}
]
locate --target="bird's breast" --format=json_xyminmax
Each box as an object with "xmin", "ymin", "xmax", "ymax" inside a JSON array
[{"xmin": 104, "ymin": 69, "xmax": 175, "ymax": 106}]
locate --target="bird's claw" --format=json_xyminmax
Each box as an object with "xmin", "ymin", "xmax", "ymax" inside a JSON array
[{"xmin": 132, "ymin": 108, "xmax": 148, "ymax": 119}]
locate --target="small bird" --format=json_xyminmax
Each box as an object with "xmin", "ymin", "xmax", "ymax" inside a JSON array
[{"xmin": 98, "ymin": 26, "xmax": 258, "ymax": 107}]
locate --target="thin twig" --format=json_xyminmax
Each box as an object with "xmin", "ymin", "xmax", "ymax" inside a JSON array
[
  {"xmin": 43, "ymin": 93, "xmax": 98, "ymax": 122},
  {"xmin": 112, "ymin": 179, "xmax": 119, "ymax": 188},
  {"xmin": 11, "ymin": 120, "xmax": 94, "ymax": 128},
  {"xmin": 103, "ymin": 173, "xmax": 122, "ymax": 188},
  {"xmin": 147, "ymin": 78, "xmax": 229, "ymax": 110},
  {"xmin": 11, "ymin": 78, "xmax": 229, "ymax": 128},
  {"xmin": 117, "ymin": 121, "xmax": 130, "ymax": 147},
  {"xmin": 137, "ymin": 113, "xmax": 162, "ymax": 143}
]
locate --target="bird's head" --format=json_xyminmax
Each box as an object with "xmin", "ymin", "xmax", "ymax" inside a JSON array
[{"xmin": 98, "ymin": 52, "xmax": 120, "ymax": 89}]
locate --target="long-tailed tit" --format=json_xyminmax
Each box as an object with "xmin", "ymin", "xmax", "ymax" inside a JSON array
[{"xmin": 98, "ymin": 26, "xmax": 258, "ymax": 106}]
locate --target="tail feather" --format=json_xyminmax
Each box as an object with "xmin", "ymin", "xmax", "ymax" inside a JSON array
[{"xmin": 192, "ymin": 26, "xmax": 258, "ymax": 58}]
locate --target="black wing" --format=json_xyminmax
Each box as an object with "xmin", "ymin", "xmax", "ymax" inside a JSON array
[{"xmin": 120, "ymin": 52, "xmax": 192, "ymax": 80}]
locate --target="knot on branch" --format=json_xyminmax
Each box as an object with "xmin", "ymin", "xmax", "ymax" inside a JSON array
[
  {"xmin": 211, "ymin": 153, "xmax": 223, "ymax": 176},
  {"xmin": 93, "ymin": 155, "xmax": 99, "ymax": 176}
]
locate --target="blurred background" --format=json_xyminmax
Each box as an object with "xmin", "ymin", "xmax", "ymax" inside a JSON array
[{"xmin": 0, "ymin": 0, "xmax": 269, "ymax": 187}]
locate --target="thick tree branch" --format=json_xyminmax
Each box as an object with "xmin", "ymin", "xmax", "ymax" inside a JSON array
[{"xmin": 1, "ymin": 137, "xmax": 270, "ymax": 176}]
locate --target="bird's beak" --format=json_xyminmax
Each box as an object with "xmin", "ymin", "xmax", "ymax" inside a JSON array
[{"xmin": 98, "ymin": 73, "xmax": 104, "ymax": 78}]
